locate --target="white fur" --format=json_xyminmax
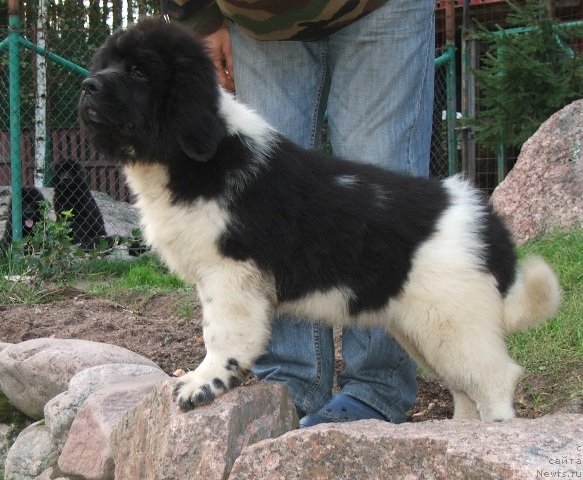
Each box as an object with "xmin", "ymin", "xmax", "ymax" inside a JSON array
[
  {"xmin": 503, "ymin": 256, "xmax": 561, "ymax": 333},
  {"xmin": 278, "ymin": 287, "xmax": 354, "ymax": 325},
  {"xmin": 218, "ymin": 89, "xmax": 278, "ymax": 201},
  {"xmin": 124, "ymin": 163, "xmax": 275, "ymax": 405},
  {"xmin": 219, "ymin": 88, "xmax": 275, "ymax": 154},
  {"xmin": 334, "ymin": 175, "xmax": 359, "ymax": 188}
]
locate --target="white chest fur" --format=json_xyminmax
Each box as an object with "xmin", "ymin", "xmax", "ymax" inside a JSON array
[{"xmin": 123, "ymin": 163, "xmax": 230, "ymax": 283}]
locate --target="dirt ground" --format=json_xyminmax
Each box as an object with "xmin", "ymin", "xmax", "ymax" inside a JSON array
[{"xmin": 0, "ymin": 287, "xmax": 566, "ymax": 422}]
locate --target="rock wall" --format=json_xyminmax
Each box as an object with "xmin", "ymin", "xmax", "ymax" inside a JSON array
[{"xmin": 0, "ymin": 338, "xmax": 581, "ymax": 480}]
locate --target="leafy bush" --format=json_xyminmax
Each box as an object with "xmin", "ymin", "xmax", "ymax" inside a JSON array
[{"xmin": 1, "ymin": 200, "xmax": 83, "ymax": 282}]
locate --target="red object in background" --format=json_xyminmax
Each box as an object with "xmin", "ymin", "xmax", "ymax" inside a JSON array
[{"xmin": 435, "ymin": 0, "xmax": 506, "ymax": 9}]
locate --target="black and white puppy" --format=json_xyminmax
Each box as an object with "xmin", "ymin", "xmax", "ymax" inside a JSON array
[{"xmin": 79, "ymin": 19, "xmax": 561, "ymax": 421}]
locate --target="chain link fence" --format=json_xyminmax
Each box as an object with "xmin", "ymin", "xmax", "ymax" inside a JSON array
[
  {"xmin": 0, "ymin": 24, "xmax": 456, "ymax": 244},
  {"xmin": 0, "ymin": 26, "xmax": 127, "ymax": 198},
  {"xmin": 458, "ymin": 2, "xmax": 583, "ymax": 193},
  {"xmin": 431, "ymin": 46, "xmax": 455, "ymax": 179}
]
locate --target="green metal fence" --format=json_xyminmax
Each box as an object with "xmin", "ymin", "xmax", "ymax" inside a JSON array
[
  {"xmin": 0, "ymin": 16, "xmax": 94, "ymax": 241},
  {"xmin": 0, "ymin": 18, "xmax": 458, "ymax": 242}
]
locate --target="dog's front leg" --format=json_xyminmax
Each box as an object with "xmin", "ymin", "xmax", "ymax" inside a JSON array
[{"xmin": 173, "ymin": 266, "xmax": 274, "ymax": 410}]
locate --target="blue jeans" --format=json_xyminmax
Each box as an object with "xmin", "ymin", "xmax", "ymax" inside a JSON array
[{"xmin": 229, "ymin": 0, "xmax": 434, "ymax": 422}]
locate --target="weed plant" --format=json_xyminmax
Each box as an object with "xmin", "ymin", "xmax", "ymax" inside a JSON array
[
  {"xmin": 0, "ymin": 201, "xmax": 141, "ymax": 304},
  {"xmin": 0, "ymin": 201, "xmax": 81, "ymax": 303}
]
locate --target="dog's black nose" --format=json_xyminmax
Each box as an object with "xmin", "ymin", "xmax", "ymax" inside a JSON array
[{"xmin": 82, "ymin": 76, "xmax": 102, "ymax": 95}]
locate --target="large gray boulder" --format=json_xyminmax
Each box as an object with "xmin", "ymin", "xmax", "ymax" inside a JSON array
[
  {"xmin": 44, "ymin": 363, "xmax": 166, "ymax": 450},
  {"xmin": 57, "ymin": 375, "xmax": 166, "ymax": 480},
  {"xmin": 0, "ymin": 338, "xmax": 159, "ymax": 419},
  {"xmin": 4, "ymin": 421, "xmax": 58, "ymax": 480},
  {"xmin": 0, "ymin": 423, "xmax": 19, "ymax": 478},
  {"xmin": 229, "ymin": 414, "xmax": 583, "ymax": 479},
  {"xmin": 491, "ymin": 99, "xmax": 583, "ymax": 244},
  {"xmin": 112, "ymin": 381, "xmax": 298, "ymax": 480}
]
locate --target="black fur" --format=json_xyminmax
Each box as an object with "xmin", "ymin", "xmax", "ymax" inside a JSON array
[
  {"xmin": 1, "ymin": 187, "xmax": 45, "ymax": 249},
  {"xmin": 483, "ymin": 206, "xmax": 518, "ymax": 294},
  {"xmin": 52, "ymin": 158, "xmax": 111, "ymax": 251},
  {"xmin": 21, "ymin": 187, "xmax": 45, "ymax": 237},
  {"xmin": 219, "ymin": 139, "xmax": 452, "ymax": 314},
  {"xmin": 79, "ymin": 19, "xmax": 225, "ymax": 165}
]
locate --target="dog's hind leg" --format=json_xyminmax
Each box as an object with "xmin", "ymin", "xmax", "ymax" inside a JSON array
[
  {"xmin": 173, "ymin": 262, "xmax": 275, "ymax": 410},
  {"xmin": 463, "ymin": 344, "xmax": 523, "ymax": 421},
  {"xmin": 389, "ymin": 329, "xmax": 482, "ymax": 420},
  {"xmin": 451, "ymin": 390, "xmax": 479, "ymax": 419},
  {"xmin": 388, "ymin": 323, "xmax": 487, "ymax": 420},
  {"xmin": 433, "ymin": 331, "xmax": 521, "ymax": 421},
  {"xmin": 391, "ymin": 302, "xmax": 522, "ymax": 421}
]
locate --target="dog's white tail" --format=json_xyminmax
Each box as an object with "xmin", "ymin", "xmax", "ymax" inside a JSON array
[{"xmin": 502, "ymin": 256, "xmax": 561, "ymax": 333}]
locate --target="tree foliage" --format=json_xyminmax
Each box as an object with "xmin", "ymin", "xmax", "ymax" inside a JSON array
[
  {"xmin": 1, "ymin": 1, "xmax": 158, "ymax": 32},
  {"xmin": 0, "ymin": 1, "xmax": 160, "ymax": 129},
  {"xmin": 473, "ymin": 0, "xmax": 583, "ymax": 149}
]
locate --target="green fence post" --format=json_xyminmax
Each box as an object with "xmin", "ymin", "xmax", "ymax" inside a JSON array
[
  {"xmin": 445, "ymin": 45, "xmax": 458, "ymax": 176},
  {"xmin": 18, "ymin": 37, "xmax": 90, "ymax": 77},
  {"xmin": 8, "ymin": 13, "xmax": 22, "ymax": 241},
  {"xmin": 497, "ymin": 141, "xmax": 506, "ymax": 184}
]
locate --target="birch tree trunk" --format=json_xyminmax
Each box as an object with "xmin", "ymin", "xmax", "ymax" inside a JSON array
[{"xmin": 34, "ymin": 0, "xmax": 47, "ymax": 188}]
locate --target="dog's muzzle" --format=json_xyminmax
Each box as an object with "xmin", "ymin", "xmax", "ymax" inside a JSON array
[{"xmin": 81, "ymin": 76, "xmax": 102, "ymax": 96}]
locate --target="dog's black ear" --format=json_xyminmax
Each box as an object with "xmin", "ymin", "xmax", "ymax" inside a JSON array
[
  {"xmin": 168, "ymin": 44, "xmax": 228, "ymax": 162},
  {"xmin": 164, "ymin": 31, "xmax": 228, "ymax": 162},
  {"xmin": 176, "ymin": 109, "xmax": 227, "ymax": 162}
]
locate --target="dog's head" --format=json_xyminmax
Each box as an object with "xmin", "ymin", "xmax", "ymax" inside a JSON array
[
  {"xmin": 52, "ymin": 159, "xmax": 88, "ymax": 192},
  {"xmin": 79, "ymin": 19, "xmax": 226, "ymax": 164},
  {"xmin": 21, "ymin": 188, "xmax": 45, "ymax": 235}
]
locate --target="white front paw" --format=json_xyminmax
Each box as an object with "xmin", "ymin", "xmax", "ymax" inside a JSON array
[{"xmin": 173, "ymin": 357, "xmax": 244, "ymax": 410}]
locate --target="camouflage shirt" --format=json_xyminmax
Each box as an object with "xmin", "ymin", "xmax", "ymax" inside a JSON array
[{"xmin": 165, "ymin": 0, "xmax": 391, "ymax": 41}]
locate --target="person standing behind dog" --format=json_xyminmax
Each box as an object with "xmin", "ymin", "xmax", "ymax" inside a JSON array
[{"xmin": 167, "ymin": 0, "xmax": 435, "ymax": 427}]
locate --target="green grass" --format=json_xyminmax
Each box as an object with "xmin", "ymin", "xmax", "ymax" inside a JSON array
[
  {"xmin": 87, "ymin": 254, "xmax": 186, "ymax": 297},
  {"xmin": 0, "ymin": 392, "xmax": 29, "ymax": 427},
  {"xmin": 80, "ymin": 255, "xmax": 195, "ymax": 322},
  {"xmin": 0, "ymin": 249, "xmax": 185, "ymax": 304},
  {"xmin": 508, "ymin": 230, "xmax": 583, "ymax": 408},
  {"xmin": 0, "ymin": 392, "xmax": 31, "ymax": 480}
]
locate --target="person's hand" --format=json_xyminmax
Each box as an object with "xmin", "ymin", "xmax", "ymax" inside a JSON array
[{"xmin": 204, "ymin": 26, "xmax": 235, "ymax": 92}]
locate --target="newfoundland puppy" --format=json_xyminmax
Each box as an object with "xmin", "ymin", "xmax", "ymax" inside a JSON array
[
  {"xmin": 79, "ymin": 19, "xmax": 560, "ymax": 421},
  {"xmin": 52, "ymin": 158, "xmax": 111, "ymax": 251},
  {"xmin": 21, "ymin": 187, "xmax": 45, "ymax": 237},
  {"xmin": 1, "ymin": 187, "xmax": 45, "ymax": 250}
]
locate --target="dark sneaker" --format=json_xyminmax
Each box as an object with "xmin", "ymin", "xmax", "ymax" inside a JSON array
[{"xmin": 299, "ymin": 393, "xmax": 386, "ymax": 428}]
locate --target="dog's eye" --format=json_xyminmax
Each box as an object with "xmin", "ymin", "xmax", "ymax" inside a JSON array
[{"xmin": 130, "ymin": 65, "xmax": 146, "ymax": 80}]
